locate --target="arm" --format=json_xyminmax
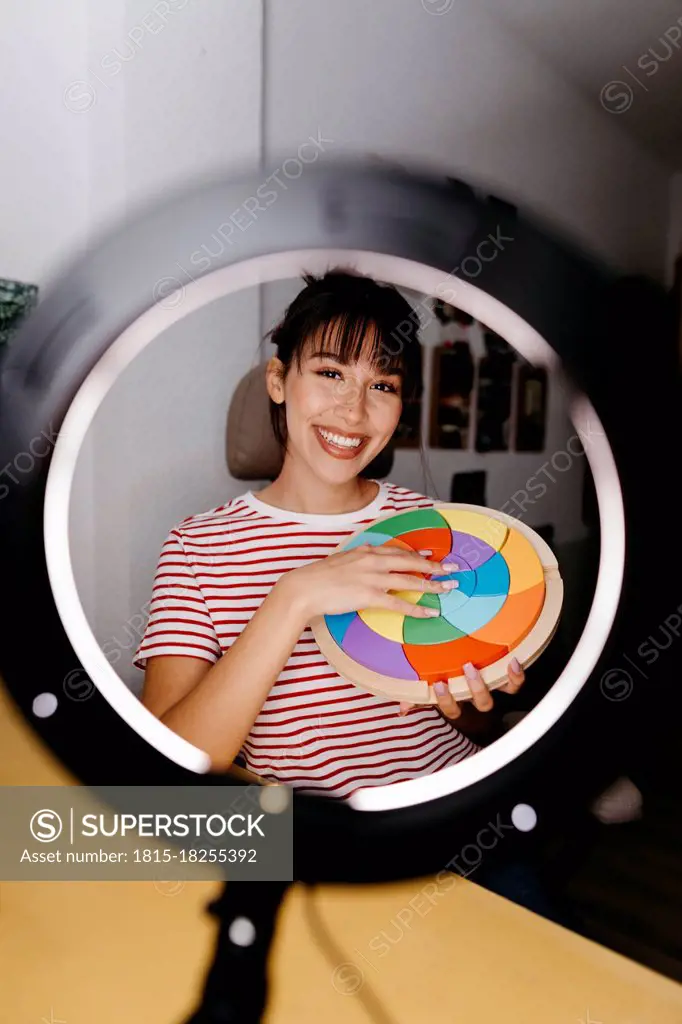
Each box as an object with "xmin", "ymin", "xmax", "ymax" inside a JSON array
[
  {"xmin": 141, "ymin": 576, "xmax": 309, "ymax": 772},
  {"xmin": 139, "ymin": 539, "xmax": 461, "ymax": 770}
]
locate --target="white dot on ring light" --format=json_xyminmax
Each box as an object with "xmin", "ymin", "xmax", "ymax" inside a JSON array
[
  {"xmin": 228, "ymin": 916, "xmax": 256, "ymax": 947},
  {"xmin": 511, "ymin": 803, "xmax": 537, "ymax": 832},
  {"xmin": 32, "ymin": 693, "xmax": 59, "ymax": 718}
]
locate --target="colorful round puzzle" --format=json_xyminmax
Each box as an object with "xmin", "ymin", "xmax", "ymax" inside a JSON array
[{"xmin": 310, "ymin": 503, "xmax": 563, "ymax": 703}]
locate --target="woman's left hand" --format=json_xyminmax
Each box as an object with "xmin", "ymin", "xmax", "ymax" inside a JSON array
[{"xmin": 398, "ymin": 658, "xmax": 526, "ymax": 719}]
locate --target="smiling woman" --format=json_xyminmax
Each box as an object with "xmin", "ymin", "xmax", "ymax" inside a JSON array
[{"xmin": 133, "ymin": 269, "xmax": 526, "ymax": 798}]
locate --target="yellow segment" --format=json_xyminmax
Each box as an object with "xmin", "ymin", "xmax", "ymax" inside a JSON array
[
  {"xmin": 392, "ymin": 588, "xmax": 422, "ymax": 605},
  {"xmin": 500, "ymin": 528, "xmax": 545, "ymax": 595},
  {"xmin": 437, "ymin": 508, "xmax": 508, "ymax": 551},
  {"xmin": 358, "ymin": 606, "xmax": 405, "ymax": 641}
]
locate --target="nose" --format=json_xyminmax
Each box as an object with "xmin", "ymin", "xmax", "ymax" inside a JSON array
[{"xmin": 332, "ymin": 377, "xmax": 366, "ymax": 422}]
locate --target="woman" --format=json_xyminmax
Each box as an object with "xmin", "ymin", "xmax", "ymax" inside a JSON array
[{"xmin": 133, "ymin": 269, "xmax": 526, "ymax": 799}]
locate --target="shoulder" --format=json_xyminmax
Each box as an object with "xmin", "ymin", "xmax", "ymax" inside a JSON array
[
  {"xmin": 380, "ymin": 481, "xmax": 439, "ymax": 509},
  {"xmin": 169, "ymin": 492, "xmax": 256, "ymax": 544}
]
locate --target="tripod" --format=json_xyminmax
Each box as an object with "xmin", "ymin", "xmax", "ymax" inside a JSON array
[{"xmin": 184, "ymin": 880, "xmax": 292, "ymax": 1024}]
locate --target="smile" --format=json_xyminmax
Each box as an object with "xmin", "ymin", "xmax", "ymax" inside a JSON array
[{"xmin": 314, "ymin": 426, "xmax": 369, "ymax": 458}]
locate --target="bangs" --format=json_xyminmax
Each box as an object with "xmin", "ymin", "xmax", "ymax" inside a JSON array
[{"xmin": 297, "ymin": 313, "xmax": 406, "ymax": 378}]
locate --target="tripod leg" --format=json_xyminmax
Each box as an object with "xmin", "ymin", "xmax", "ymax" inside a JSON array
[{"xmin": 184, "ymin": 880, "xmax": 291, "ymax": 1024}]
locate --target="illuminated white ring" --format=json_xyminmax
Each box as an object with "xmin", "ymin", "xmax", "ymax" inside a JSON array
[{"xmin": 44, "ymin": 248, "xmax": 624, "ymax": 810}]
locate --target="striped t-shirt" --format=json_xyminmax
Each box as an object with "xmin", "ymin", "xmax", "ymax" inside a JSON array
[{"xmin": 133, "ymin": 481, "xmax": 480, "ymax": 799}]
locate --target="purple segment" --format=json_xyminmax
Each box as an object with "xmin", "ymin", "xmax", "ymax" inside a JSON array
[
  {"xmin": 441, "ymin": 553, "xmax": 473, "ymax": 579},
  {"xmin": 446, "ymin": 531, "xmax": 496, "ymax": 571},
  {"xmin": 342, "ymin": 615, "xmax": 419, "ymax": 681}
]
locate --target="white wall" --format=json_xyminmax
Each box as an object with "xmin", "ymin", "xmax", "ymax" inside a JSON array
[
  {"xmin": 72, "ymin": 291, "xmax": 263, "ymax": 690},
  {"xmin": 0, "ymin": 0, "xmax": 90, "ymax": 283},
  {"xmin": 1, "ymin": 1, "xmax": 262, "ymax": 279}
]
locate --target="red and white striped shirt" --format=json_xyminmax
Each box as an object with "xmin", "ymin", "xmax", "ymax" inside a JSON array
[{"xmin": 133, "ymin": 481, "xmax": 480, "ymax": 799}]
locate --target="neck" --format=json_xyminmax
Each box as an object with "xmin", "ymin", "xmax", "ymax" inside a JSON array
[{"xmin": 255, "ymin": 453, "xmax": 379, "ymax": 515}]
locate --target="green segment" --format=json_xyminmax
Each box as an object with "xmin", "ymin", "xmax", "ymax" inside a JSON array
[
  {"xmin": 403, "ymin": 602, "xmax": 468, "ymax": 645},
  {"xmin": 365, "ymin": 508, "xmax": 448, "ymax": 537}
]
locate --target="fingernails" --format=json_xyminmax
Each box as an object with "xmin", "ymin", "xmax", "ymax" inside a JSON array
[
  {"xmin": 425, "ymin": 608, "xmax": 440, "ymax": 617},
  {"xmin": 511, "ymin": 657, "xmax": 521, "ymax": 673},
  {"xmin": 434, "ymin": 682, "xmax": 448, "ymax": 695},
  {"xmin": 463, "ymin": 661, "xmax": 478, "ymax": 680},
  {"xmin": 441, "ymin": 580, "xmax": 459, "ymax": 590}
]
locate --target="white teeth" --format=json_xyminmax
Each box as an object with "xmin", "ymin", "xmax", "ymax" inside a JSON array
[{"xmin": 318, "ymin": 428, "xmax": 363, "ymax": 449}]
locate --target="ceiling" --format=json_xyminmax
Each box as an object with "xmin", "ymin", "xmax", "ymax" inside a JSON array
[{"xmin": 481, "ymin": 0, "xmax": 682, "ymax": 169}]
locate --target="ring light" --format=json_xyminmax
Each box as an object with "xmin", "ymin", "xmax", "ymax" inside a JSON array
[{"xmin": 0, "ymin": 160, "xmax": 628, "ymax": 883}]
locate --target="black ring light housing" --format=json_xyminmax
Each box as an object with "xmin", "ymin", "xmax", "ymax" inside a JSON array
[{"xmin": 0, "ymin": 158, "xmax": 652, "ymax": 886}]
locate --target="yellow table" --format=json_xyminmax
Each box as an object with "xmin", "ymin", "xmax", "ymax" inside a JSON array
[{"xmin": 1, "ymin": 682, "xmax": 681, "ymax": 1024}]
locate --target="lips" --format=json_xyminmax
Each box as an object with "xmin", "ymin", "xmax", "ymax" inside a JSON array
[{"xmin": 314, "ymin": 425, "xmax": 369, "ymax": 460}]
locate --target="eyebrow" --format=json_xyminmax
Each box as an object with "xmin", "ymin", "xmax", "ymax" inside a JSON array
[{"xmin": 307, "ymin": 348, "xmax": 405, "ymax": 378}]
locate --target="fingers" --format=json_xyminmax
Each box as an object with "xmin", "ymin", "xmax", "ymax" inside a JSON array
[
  {"xmin": 496, "ymin": 657, "xmax": 526, "ymax": 694},
  {"xmin": 432, "ymin": 681, "xmax": 462, "ymax": 719},
  {"xmin": 462, "ymin": 662, "xmax": 495, "ymax": 711},
  {"xmin": 363, "ymin": 546, "xmax": 456, "ymax": 576},
  {"xmin": 430, "ymin": 666, "xmax": 494, "ymax": 718},
  {"xmin": 382, "ymin": 572, "xmax": 460, "ymax": 595},
  {"xmin": 398, "ymin": 660, "xmax": 525, "ymax": 721}
]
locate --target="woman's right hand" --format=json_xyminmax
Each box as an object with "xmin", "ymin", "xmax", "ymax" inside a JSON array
[{"xmin": 279, "ymin": 544, "xmax": 459, "ymax": 624}]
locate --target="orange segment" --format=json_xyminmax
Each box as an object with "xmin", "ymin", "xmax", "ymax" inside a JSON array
[
  {"xmin": 404, "ymin": 636, "xmax": 509, "ymax": 684},
  {"xmin": 384, "ymin": 537, "xmax": 416, "ymax": 552},
  {"xmin": 383, "ymin": 535, "xmax": 429, "ymax": 579},
  {"xmin": 470, "ymin": 581, "xmax": 545, "ymax": 647},
  {"xmin": 500, "ymin": 529, "xmax": 545, "ymax": 595}
]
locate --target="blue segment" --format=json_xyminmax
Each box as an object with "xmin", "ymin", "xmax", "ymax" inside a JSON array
[
  {"xmin": 442, "ymin": 593, "xmax": 507, "ymax": 633},
  {"xmin": 439, "ymin": 586, "xmax": 470, "ymax": 616},
  {"xmin": 474, "ymin": 552, "xmax": 510, "ymax": 596},
  {"xmin": 341, "ymin": 531, "xmax": 394, "ymax": 552},
  {"xmin": 325, "ymin": 611, "xmax": 356, "ymax": 647},
  {"xmin": 450, "ymin": 569, "xmax": 476, "ymax": 597}
]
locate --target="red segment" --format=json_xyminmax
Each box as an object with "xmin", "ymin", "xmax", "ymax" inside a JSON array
[
  {"xmin": 403, "ymin": 636, "xmax": 509, "ymax": 684},
  {"xmin": 396, "ymin": 527, "xmax": 453, "ymax": 563}
]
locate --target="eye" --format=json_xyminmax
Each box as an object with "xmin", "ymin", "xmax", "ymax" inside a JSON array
[{"xmin": 315, "ymin": 368, "xmax": 399, "ymax": 394}]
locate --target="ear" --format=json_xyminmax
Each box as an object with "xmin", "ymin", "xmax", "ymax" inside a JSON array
[{"xmin": 265, "ymin": 355, "xmax": 286, "ymax": 404}]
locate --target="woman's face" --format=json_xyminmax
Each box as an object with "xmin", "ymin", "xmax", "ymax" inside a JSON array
[{"xmin": 268, "ymin": 323, "xmax": 404, "ymax": 485}]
